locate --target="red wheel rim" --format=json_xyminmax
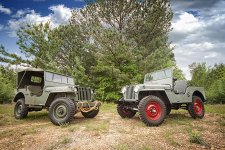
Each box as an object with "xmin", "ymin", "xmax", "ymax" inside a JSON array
[
  {"xmin": 145, "ymin": 101, "xmax": 162, "ymax": 120},
  {"xmin": 194, "ymin": 99, "xmax": 203, "ymax": 115}
]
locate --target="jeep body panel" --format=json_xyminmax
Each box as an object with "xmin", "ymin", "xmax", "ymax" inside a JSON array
[
  {"xmin": 120, "ymin": 68, "xmax": 206, "ymax": 104},
  {"xmin": 14, "ymin": 68, "xmax": 93, "ymax": 106}
]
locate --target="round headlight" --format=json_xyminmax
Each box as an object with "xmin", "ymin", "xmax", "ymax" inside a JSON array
[
  {"xmin": 134, "ymin": 85, "xmax": 140, "ymax": 92},
  {"xmin": 121, "ymin": 87, "xmax": 126, "ymax": 93}
]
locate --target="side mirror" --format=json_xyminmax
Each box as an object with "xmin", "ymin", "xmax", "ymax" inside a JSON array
[{"xmin": 173, "ymin": 78, "xmax": 177, "ymax": 82}]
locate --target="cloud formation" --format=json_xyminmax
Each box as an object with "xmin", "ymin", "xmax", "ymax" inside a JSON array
[
  {"xmin": 0, "ymin": 4, "xmax": 12, "ymax": 15},
  {"xmin": 7, "ymin": 4, "xmax": 72, "ymax": 37},
  {"xmin": 170, "ymin": 0, "xmax": 225, "ymax": 80}
]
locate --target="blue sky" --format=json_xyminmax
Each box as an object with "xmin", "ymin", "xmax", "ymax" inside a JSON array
[{"xmin": 0, "ymin": 0, "xmax": 225, "ymax": 79}]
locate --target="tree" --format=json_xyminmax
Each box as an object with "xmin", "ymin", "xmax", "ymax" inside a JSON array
[
  {"xmin": 0, "ymin": 66, "xmax": 15, "ymax": 103},
  {"xmin": 71, "ymin": 0, "xmax": 175, "ymax": 101},
  {"xmin": 190, "ymin": 63, "xmax": 225, "ymax": 104}
]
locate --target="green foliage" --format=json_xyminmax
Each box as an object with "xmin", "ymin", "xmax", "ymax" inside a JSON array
[
  {"xmin": 0, "ymin": 66, "xmax": 15, "ymax": 103},
  {"xmin": 190, "ymin": 63, "xmax": 225, "ymax": 104},
  {"xmin": 173, "ymin": 67, "xmax": 185, "ymax": 80}
]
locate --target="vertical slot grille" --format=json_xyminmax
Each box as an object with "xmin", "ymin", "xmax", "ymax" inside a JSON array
[
  {"xmin": 125, "ymin": 86, "xmax": 135, "ymax": 99},
  {"xmin": 77, "ymin": 87, "xmax": 92, "ymax": 101}
]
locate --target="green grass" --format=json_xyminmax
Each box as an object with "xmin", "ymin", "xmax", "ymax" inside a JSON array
[
  {"xmin": 0, "ymin": 104, "xmax": 49, "ymax": 126},
  {"xmin": 189, "ymin": 130, "xmax": 204, "ymax": 144},
  {"xmin": 61, "ymin": 136, "xmax": 71, "ymax": 144},
  {"xmin": 115, "ymin": 144, "xmax": 129, "ymax": 150},
  {"xmin": 163, "ymin": 130, "xmax": 181, "ymax": 147},
  {"xmin": 85, "ymin": 120, "xmax": 110, "ymax": 133},
  {"xmin": 100, "ymin": 102, "xmax": 116, "ymax": 113},
  {"xmin": 205, "ymin": 105, "xmax": 225, "ymax": 114}
]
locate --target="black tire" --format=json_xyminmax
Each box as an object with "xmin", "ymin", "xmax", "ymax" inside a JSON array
[
  {"xmin": 81, "ymin": 107, "xmax": 99, "ymax": 118},
  {"xmin": 48, "ymin": 97, "xmax": 75, "ymax": 125},
  {"xmin": 188, "ymin": 96, "xmax": 205, "ymax": 119},
  {"xmin": 14, "ymin": 99, "xmax": 28, "ymax": 119},
  {"xmin": 117, "ymin": 103, "xmax": 136, "ymax": 118},
  {"xmin": 138, "ymin": 96, "xmax": 166, "ymax": 126},
  {"xmin": 166, "ymin": 104, "xmax": 171, "ymax": 115}
]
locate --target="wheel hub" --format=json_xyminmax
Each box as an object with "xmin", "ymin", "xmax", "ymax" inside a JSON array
[
  {"xmin": 17, "ymin": 104, "xmax": 22, "ymax": 114},
  {"xmin": 194, "ymin": 99, "xmax": 203, "ymax": 115},
  {"xmin": 145, "ymin": 102, "xmax": 162, "ymax": 120},
  {"xmin": 55, "ymin": 105, "xmax": 67, "ymax": 118}
]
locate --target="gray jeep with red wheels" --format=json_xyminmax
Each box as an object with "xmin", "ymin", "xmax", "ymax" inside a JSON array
[
  {"xmin": 117, "ymin": 68, "xmax": 205, "ymax": 126},
  {"xmin": 13, "ymin": 68, "xmax": 101, "ymax": 125}
]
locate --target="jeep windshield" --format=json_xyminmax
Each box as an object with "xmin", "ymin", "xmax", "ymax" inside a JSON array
[
  {"xmin": 144, "ymin": 68, "xmax": 173, "ymax": 82},
  {"xmin": 45, "ymin": 72, "xmax": 74, "ymax": 85}
]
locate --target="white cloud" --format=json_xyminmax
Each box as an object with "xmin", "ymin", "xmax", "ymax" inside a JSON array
[
  {"xmin": 0, "ymin": 4, "xmax": 12, "ymax": 15},
  {"xmin": 7, "ymin": 5, "xmax": 72, "ymax": 37},
  {"xmin": 170, "ymin": 0, "xmax": 225, "ymax": 80},
  {"xmin": 8, "ymin": 11, "xmax": 51, "ymax": 37},
  {"xmin": 204, "ymin": 52, "xmax": 218, "ymax": 59},
  {"xmin": 172, "ymin": 12, "xmax": 203, "ymax": 34},
  {"xmin": 49, "ymin": 5, "xmax": 72, "ymax": 26},
  {"xmin": 12, "ymin": 9, "xmax": 33, "ymax": 18}
]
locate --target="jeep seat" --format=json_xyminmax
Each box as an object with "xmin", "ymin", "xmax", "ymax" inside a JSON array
[
  {"xmin": 174, "ymin": 80, "xmax": 187, "ymax": 94},
  {"xmin": 28, "ymin": 85, "xmax": 43, "ymax": 96}
]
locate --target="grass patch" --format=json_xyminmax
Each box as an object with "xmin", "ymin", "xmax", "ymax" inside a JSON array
[
  {"xmin": 205, "ymin": 105, "xmax": 225, "ymax": 114},
  {"xmin": 0, "ymin": 104, "xmax": 49, "ymax": 126},
  {"xmin": 115, "ymin": 144, "xmax": 129, "ymax": 150},
  {"xmin": 61, "ymin": 136, "xmax": 71, "ymax": 144},
  {"xmin": 166, "ymin": 112, "xmax": 191, "ymax": 125},
  {"xmin": 189, "ymin": 130, "xmax": 204, "ymax": 144},
  {"xmin": 188, "ymin": 130, "xmax": 210, "ymax": 148},
  {"xmin": 141, "ymin": 145, "xmax": 151, "ymax": 150},
  {"xmin": 85, "ymin": 120, "xmax": 109, "ymax": 133},
  {"xmin": 100, "ymin": 103, "xmax": 116, "ymax": 113},
  {"xmin": 163, "ymin": 130, "xmax": 181, "ymax": 147},
  {"xmin": 0, "ymin": 126, "xmax": 39, "ymax": 139}
]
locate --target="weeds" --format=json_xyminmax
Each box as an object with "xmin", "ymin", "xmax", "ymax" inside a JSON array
[
  {"xmin": 189, "ymin": 130, "xmax": 204, "ymax": 144},
  {"xmin": 189, "ymin": 130, "xmax": 210, "ymax": 148},
  {"xmin": 61, "ymin": 136, "xmax": 71, "ymax": 144},
  {"xmin": 115, "ymin": 144, "xmax": 129, "ymax": 150},
  {"xmin": 163, "ymin": 131, "xmax": 181, "ymax": 147}
]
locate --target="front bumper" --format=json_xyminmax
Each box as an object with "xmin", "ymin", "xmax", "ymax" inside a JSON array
[{"xmin": 76, "ymin": 101, "xmax": 101, "ymax": 108}]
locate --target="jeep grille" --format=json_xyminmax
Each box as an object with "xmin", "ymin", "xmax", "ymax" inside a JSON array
[
  {"xmin": 125, "ymin": 86, "xmax": 135, "ymax": 99},
  {"xmin": 77, "ymin": 87, "xmax": 92, "ymax": 101}
]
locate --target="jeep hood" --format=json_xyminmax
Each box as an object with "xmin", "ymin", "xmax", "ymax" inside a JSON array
[
  {"xmin": 126, "ymin": 84, "xmax": 171, "ymax": 90},
  {"xmin": 45, "ymin": 86, "xmax": 76, "ymax": 92}
]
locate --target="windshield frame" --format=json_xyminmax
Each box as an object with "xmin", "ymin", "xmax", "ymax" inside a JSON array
[{"xmin": 144, "ymin": 68, "xmax": 173, "ymax": 83}]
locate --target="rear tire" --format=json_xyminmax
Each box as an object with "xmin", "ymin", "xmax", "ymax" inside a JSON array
[
  {"xmin": 14, "ymin": 99, "xmax": 28, "ymax": 119},
  {"xmin": 81, "ymin": 107, "xmax": 99, "ymax": 118},
  {"xmin": 49, "ymin": 97, "xmax": 75, "ymax": 125},
  {"xmin": 188, "ymin": 96, "xmax": 205, "ymax": 119},
  {"xmin": 166, "ymin": 104, "xmax": 171, "ymax": 115},
  {"xmin": 138, "ymin": 96, "xmax": 166, "ymax": 126},
  {"xmin": 117, "ymin": 104, "xmax": 136, "ymax": 118}
]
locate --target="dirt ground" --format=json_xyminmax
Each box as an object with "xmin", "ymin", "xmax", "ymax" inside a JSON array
[{"xmin": 0, "ymin": 104, "xmax": 225, "ymax": 150}]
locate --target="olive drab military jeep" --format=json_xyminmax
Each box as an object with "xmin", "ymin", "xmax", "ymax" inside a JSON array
[
  {"xmin": 13, "ymin": 68, "xmax": 101, "ymax": 125},
  {"xmin": 117, "ymin": 68, "xmax": 206, "ymax": 126}
]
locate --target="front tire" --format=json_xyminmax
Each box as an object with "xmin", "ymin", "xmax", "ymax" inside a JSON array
[
  {"xmin": 188, "ymin": 96, "xmax": 205, "ymax": 119},
  {"xmin": 49, "ymin": 98, "xmax": 75, "ymax": 125},
  {"xmin": 138, "ymin": 96, "xmax": 166, "ymax": 126},
  {"xmin": 117, "ymin": 103, "xmax": 136, "ymax": 118},
  {"xmin": 14, "ymin": 99, "xmax": 28, "ymax": 119},
  {"xmin": 81, "ymin": 107, "xmax": 99, "ymax": 118}
]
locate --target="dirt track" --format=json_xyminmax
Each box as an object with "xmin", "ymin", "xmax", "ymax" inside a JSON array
[{"xmin": 0, "ymin": 105, "xmax": 225, "ymax": 150}]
